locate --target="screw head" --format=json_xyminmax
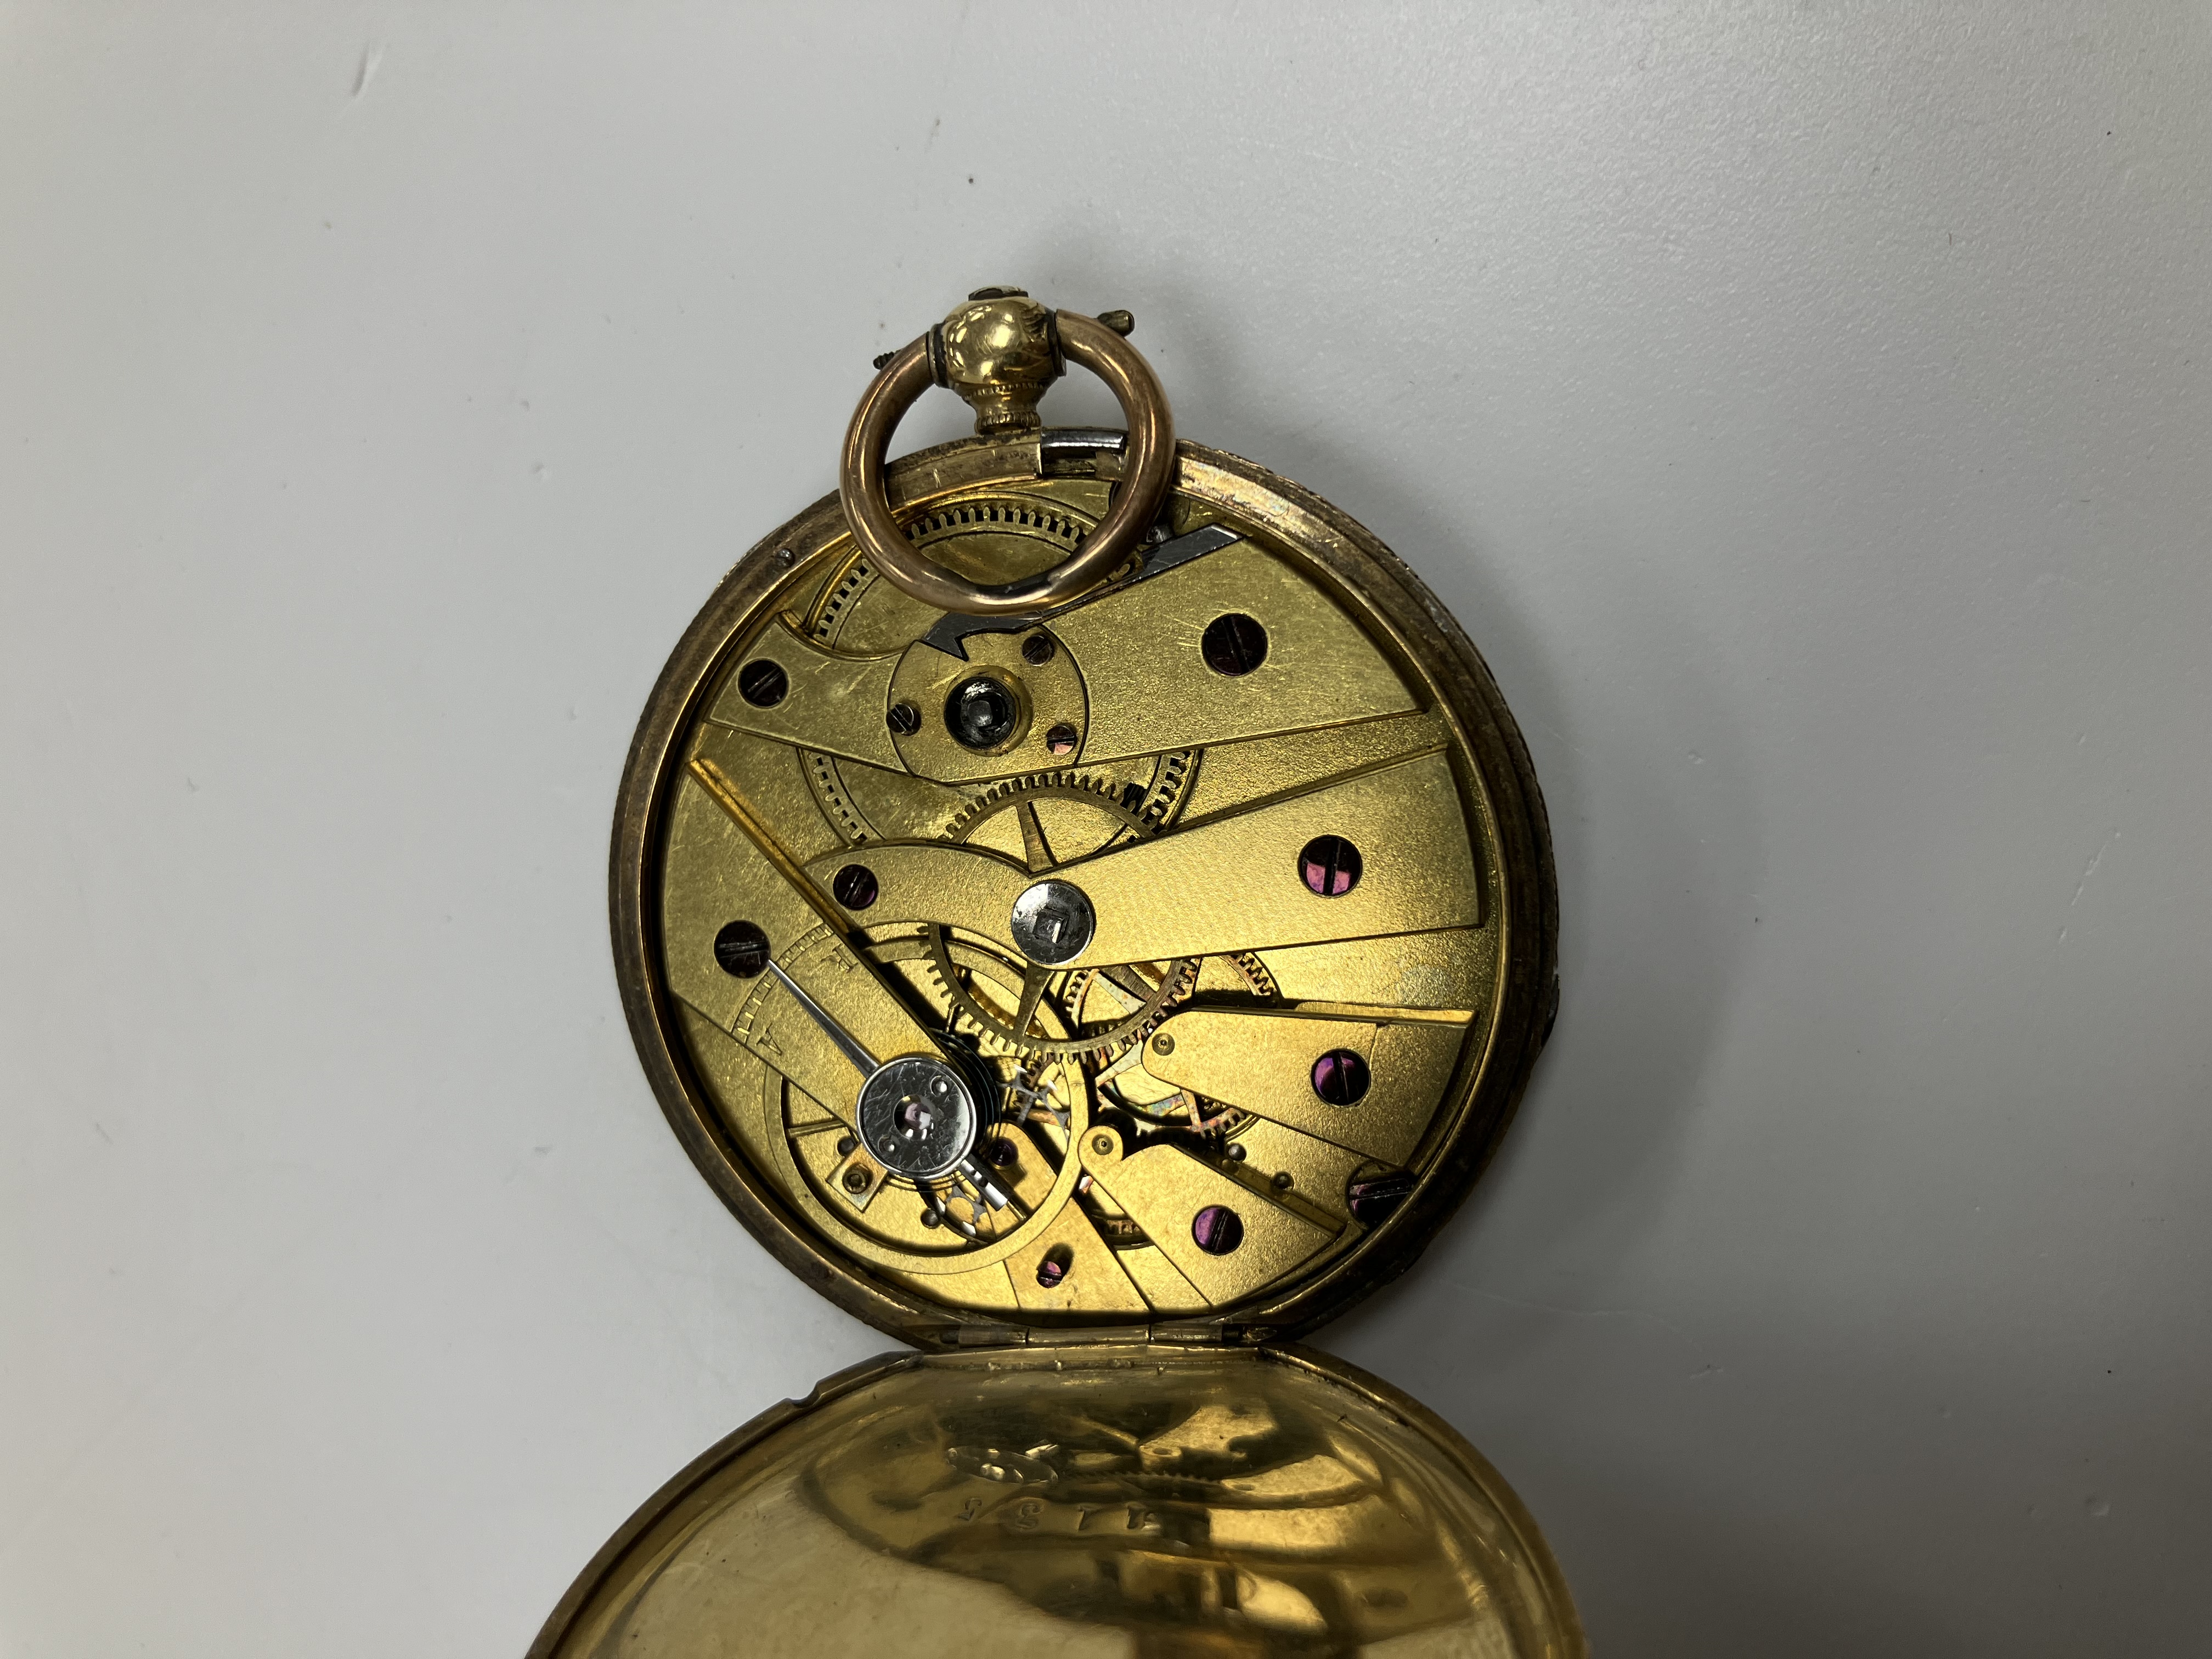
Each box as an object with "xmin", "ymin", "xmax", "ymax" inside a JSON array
[
  {"xmin": 1010, "ymin": 879, "xmax": 1096, "ymax": 966},
  {"xmin": 1201, "ymin": 613, "xmax": 1268, "ymax": 676},
  {"xmin": 831, "ymin": 864, "xmax": 879, "ymax": 910},
  {"xmin": 712, "ymin": 920, "xmax": 770, "ymax": 978},
  {"xmin": 858, "ymin": 1057, "xmax": 978, "ymax": 1180},
  {"xmin": 1192, "ymin": 1205, "xmax": 1244, "ymax": 1255},
  {"xmin": 887, "ymin": 700, "xmax": 922, "ymax": 735},
  {"xmin": 1347, "ymin": 1169, "xmax": 1417, "ymax": 1226},
  {"xmin": 1299, "ymin": 834, "xmax": 1362, "ymax": 897},
  {"xmin": 1311, "ymin": 1048, "xmax": 1370, "ymax": 1105},
  {"xmin": 737, "ymin": 659, "xmax": 788, "ymax": 708},
  {"xmin": 1020, "ymin": 633, "xmax": 1057, "ymax": 665},
  {"xmin": 1044, "ymin": 722, "xmax": 1079, "ymax": 756},
  {"xmin": 841, "ymin": 1166, "xmax": 871, "ymax": 1194},
  {"xmin": 946, "ymin": 675, "xmax": 1021, "ymax": 749}
]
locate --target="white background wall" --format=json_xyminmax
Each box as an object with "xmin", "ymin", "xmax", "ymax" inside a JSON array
[{"xmin": 3, "ymin": 4, "xmax": 2207, "ymax": 1654}]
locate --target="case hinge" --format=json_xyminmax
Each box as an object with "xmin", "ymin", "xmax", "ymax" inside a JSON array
[
  {"xmin": 928, "ymin": 1322, "xmax": 1248, "ymax": 1351},
  {"xmin": 1026, "ymin": 1324, "xmax": 1152, "ymax": 1347},
  {"xmin": 943, "ymin": 1323, "xmax": 1028, "ymax": 1348},
  {"xmin": 1152, "ymin": 1321, "xmax": 1242, "ymax": 1346}
]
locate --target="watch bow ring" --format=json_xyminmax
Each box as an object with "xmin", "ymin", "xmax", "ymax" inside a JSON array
[{"xmin": 839, "ymin": 289, "xmax": 1175, "ymax": 616}]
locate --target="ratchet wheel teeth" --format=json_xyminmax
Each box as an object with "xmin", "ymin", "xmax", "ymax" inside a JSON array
[
  {"xmin": 941, "ymin": 771, "xmax": 1157, "ymax": 847},
  {"xmin": 926, "ymin": 924, "xmax": 1196, "ymax": 1062}
]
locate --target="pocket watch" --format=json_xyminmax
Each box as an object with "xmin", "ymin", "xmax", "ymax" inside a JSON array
[{"xmin": 531, "ymin": 291, "xmax": 1580, "ymax": 1656}]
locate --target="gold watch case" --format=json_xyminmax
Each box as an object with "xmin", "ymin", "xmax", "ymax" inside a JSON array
[{"xmin": 547, "ymin": 291, "xmax": 1578, "ymax": 1657}]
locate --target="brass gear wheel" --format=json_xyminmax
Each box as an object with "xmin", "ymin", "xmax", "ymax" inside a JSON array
[
  {"xmin": 1088, "ymin": 951, "xmax": 1279, "ymax": 1130},
  {"xmin": 926, "ymin": 928, "xmax": 1196, "ymax": 1062},
  {"xmin": 793, "ymin": 519, "xmax": 1197, "ymax": 852},
  {"xmin": 942, "ymin": 765, "xmax": 1159, "ymax": 845},
  {"xmin": 928, "ymin": 774, "xmax": 1206, "ymax": 1058}
]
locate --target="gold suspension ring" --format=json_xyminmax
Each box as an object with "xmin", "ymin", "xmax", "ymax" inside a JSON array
[{"xmin": 838, "ymin": 294, "xmax": 1175, "ymax": 616}]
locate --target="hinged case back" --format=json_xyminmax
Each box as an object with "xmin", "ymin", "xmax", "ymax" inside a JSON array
[{"xmin": 528, "ymin": 1341, "xmax": 1584, "ymax": 1658}]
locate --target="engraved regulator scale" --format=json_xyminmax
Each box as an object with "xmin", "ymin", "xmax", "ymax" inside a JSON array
[{"xmin": 534, "ymin": 291, "xmax": 1582, "ymax": 1657}]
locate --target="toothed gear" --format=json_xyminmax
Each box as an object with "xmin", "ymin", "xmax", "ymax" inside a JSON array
[
  {"xmin": 1223, "ymin": 949, "xmax": 1278, "ymax": 999},
  {"xmin": 941, "ymin": 770, "xmax": 1155, "ymax": 848},
  {"xmin": 1090, "ymin": 951, "xmax": 1277, "ymax": 1129},
  {"xmin": 929, "ymin": 772, "xmax": 1197, "ymax": 1057},
  {"xmin": 927, "ymin": 926, "xmax": 1197, "ymax": 1060},
  {"xmin": 794, "ymin": 520, "xmax": 1197, "ymax": 850}
]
